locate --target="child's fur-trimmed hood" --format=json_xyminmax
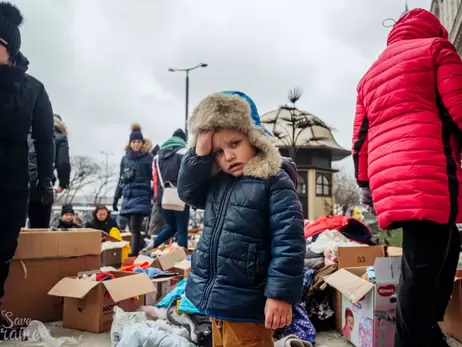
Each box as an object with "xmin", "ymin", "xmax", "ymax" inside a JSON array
[{"xmin": 188, "ymin": 92, "xmax": 281, "ymax": 179}]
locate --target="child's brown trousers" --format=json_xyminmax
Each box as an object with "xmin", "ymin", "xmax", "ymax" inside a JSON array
[{"xmin": 211, "ymin": 318, "xmax": 274, "ymax": 347}]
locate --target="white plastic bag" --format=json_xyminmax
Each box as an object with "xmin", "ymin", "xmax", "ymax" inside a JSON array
[
  {"xmin": 23, "ymin": 320, "xmax": 80, "ymax": 347},
  {"xmin": 111, "ymin": 306, "xmax": 147, "ymax": 347}
]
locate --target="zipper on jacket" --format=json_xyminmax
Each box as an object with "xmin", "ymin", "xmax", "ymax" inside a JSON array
[{"xmin": 200, "ymin": 181, "xmax": 235, "ymax": 308}]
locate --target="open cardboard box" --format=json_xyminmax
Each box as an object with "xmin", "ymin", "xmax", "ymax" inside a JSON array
[
  {"xmin": 325, "ymin": 254, "xmax": 401, "ymax": 347},
  {"xmin": 134, "ymin": 246, "xmax": 188, "ymax": 270},
  {"xmin": 2, "ymin": 229, "xmax": 101, "ymax": 323},
  {"xmin": 48, "ymin": 271, "xmax": 155, "ymax": 333}
]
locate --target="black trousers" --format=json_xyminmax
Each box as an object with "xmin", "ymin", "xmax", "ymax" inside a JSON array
[
  {"xmin": 128, "ymin": 214, "xmax": 144, "ymax": 256},
  {"xmin": 28, "ymin": 200, "xmax": 52, "ymax": 228},
  {"xmin": 0, "ymin": 193, "xmax": 28, "ymax": 300},
  {"xmin": 394, "ymin": 220, "xmax": 460, "ymax": 347}
]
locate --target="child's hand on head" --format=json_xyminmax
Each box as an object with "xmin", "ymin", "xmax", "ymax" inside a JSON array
[
  {"xmin": 195, "ymin": 130, "xmax": 214, "ymax": 156},
  {"xmin": 264, "ymin": 298, "xmax": 292, "ymax": 330}
]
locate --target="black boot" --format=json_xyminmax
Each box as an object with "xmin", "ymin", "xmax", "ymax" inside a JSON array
[{"xmin": 432, "ymin": 325, "xmax": 449, "ymax": 347}]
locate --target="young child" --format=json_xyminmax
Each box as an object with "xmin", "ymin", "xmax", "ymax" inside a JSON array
[
  {"xmin": 57, "ymin": 203, "xmax": 80, "ymax": 229},
  {"xmin": 178, "ymin": 91, "xmax": 305, "ymax": 347}
]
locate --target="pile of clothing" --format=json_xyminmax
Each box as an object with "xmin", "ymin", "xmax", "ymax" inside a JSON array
[{"xmin": 301, "ymin": 215, "xmax": 375, "ymax": 332}]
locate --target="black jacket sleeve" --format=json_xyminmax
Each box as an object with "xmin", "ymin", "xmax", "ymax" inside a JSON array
[
  {"xmin": 114, "ymin": 158, "xmax": 124, "ymax": 200},
  {"xmin": 31, "ymin": 84, "xmax": 55, "ymax": 184},
  {"xmin": 56, "ymin": 135, "xmax": 71, "ymax": 188},
  {"xmin": 177, "ymin": 148, "xmax": 213, "ymax": 209}
]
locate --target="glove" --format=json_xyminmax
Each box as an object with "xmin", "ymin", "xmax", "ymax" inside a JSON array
[
  {"xmin": 360, "ymin": 187, "xmax": 376, "ymax": 215},
  {"xmin": 113, "ymin": 199, "xmax": 119, "ymax": 212},
  {"xmin": 37, "ymin": 181, "xmax": 54, "ymax": 206}
]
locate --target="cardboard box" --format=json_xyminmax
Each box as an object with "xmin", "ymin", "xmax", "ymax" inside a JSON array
[
  {"xmin": 138, "ymin": 247, "xmax": 187, "ymax": 270},
  {"xmin": 120, "ymin": 232, "xmax": 132, "ymax": 243},
  {"xmin": 172, "ymin": 259, "xmax": 191, "ymax": 278},
  {"xmin": 2, "ymin": 229, "xmax": 101, "ymax": 323},
  {"xmin": 48, "ymin": 271, "xmax": 156, "ymax": 333},
  {"xmin": 325, "ymin": 256, "xmax": 401, "ymax": 347},
  {"xmin": 145, "ymin": 276, "xmax": 178, "ymax": 306},
  {"xmin": 331, "ymin": 246, "xmax": 385, "ymax": 335},
  {"xmin": 337, "ymin": 245, "xmax": 386, "ymax": 269},
  {"xmin": 101, "ymin": 248, "xmax": 122, "ymax": 267}
]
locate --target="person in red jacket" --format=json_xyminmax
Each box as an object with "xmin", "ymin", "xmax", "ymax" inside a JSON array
[{"xmin": 352, "ymin": 9, "xmax": 462, "ymax": 347}]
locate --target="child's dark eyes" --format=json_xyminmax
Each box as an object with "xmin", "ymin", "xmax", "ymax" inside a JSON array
[
  {"xmin": 214, "ymin": 149, "xmax": 224, "ymax": 157},
  {"xmin": 231, "ymin": 140, "xmax": 241, "ymax": 148}
]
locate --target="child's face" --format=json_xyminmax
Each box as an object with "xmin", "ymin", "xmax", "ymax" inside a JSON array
[
  {"xmin": 62, "ymin": 213, "xmax": 74, "ymax": 223},
  {"xmin": 347, "ymin": 316, "xmax": 354, "ymax": 330},
  {"xmin": 212, "ymin": 128, "xmax": 257, "ymax": 177}
]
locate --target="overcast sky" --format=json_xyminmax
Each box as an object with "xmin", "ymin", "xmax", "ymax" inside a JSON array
[{"xmin": 12, "ymin": 0, "xmax": 430, "ymax": 171}]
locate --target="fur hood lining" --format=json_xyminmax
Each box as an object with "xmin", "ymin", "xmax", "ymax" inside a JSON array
[{"xmin": 188, "ymin": 93, "xmax": 281, "ymax": 178}]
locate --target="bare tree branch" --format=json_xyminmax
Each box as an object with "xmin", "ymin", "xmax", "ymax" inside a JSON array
[
  {"xmin": 332, "ymin": 166, "xmax": 360, "ymax": 214},
  {"xmin": 55, "ymin": 156, "xmax": 99, "ymax": 204}
]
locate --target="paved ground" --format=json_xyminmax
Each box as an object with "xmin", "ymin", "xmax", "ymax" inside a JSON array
[{"xmin": 0, "ymin": 322, "xmax": 461, "ymax": 346}]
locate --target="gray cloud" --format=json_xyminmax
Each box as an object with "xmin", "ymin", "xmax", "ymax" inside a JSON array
[{"xmin": 12, "ymin": 0, "xmax": 430, "ymax": 171}]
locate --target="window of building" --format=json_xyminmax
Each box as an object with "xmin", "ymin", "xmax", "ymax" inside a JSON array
[
  {"xmin": 316, "ymin": 172, "xmax": 331, "ymax": 197},
  {"xmin": 297, "ymin": 173, "xmax": 307, "ymax": 195}
]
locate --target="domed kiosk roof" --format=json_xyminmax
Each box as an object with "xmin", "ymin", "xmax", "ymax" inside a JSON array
[{"xmin": 261, "ymin": 108, "xmax": 350, "ymax": 161}]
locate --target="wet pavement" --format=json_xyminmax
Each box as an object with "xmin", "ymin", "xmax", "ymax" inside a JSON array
[{"xmin": 1, "ymin": 322, "xmax": 461, "ymax": 346}]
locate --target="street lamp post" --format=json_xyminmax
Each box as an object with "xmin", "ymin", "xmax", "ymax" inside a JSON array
[{"xmin": 168, "ymin": 63, "xmax": 208, "ymax": 138}]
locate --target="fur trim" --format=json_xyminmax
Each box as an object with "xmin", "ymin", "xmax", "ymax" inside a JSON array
[
  {"xmin": 131, "ymin": 123, "xmax": 142, "ymax": 132},
  {"xmin": 54, "ymin": 117, "xmax": 67, "ymax": 137},
  {"xmin": 188, "ymin": 93, "xmax": 281, "ymax": 178},
  {"xmin": 124, "ymin": 138, "xmax": 152, "ymax": 153},
  {"xmin": 143, "ymin": 139, "xmax": 153, "ymax": 153}
]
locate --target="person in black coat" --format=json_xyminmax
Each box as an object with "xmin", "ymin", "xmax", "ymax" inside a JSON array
[
  {"xmin": 113, "ymin": 123, "xmax": 153, "ymax": 255},
  {"xmin": 0, "ymin": 3, "xmax": 54, "ymax": 339},
  {"xmin": 85, "ymin": 205, "xmax": 119, "ymax": 234},
  {"xmin": 28, "ymin": 114, "xmax": 70, "ymax": 228}
]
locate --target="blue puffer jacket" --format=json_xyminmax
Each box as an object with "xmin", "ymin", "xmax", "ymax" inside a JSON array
[
  {"xmin": 115, "ymin": 149, "xmax": 153, "ymax": 216},
  {"xmin": 179, "ymin": 149, "xmax": 305, "ymax": 322}
]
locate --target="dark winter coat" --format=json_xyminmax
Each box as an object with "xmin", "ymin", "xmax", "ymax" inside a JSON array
[
  {"xmin": 0, "ymin": 53, "xmax": 55, "ymax": 195},
  {"xmin": 179, "ymin": 91, "xmax": 305, "ymax": 322},
  {"xmin": 85, "ymin": 217, "xmax": 119, "ymax": 234},
  {"xmin": 115, "ymin": 146, "xmax": 153, "ymax": 216},
  {"xmin": 154, "ymin": 136, "xmax": 187, "ymax": 207},
  {"xmin": 28, "ymin": 117, "xmax": 70, "ymax": 201},
  {"xmin": 56, "ymin": 220, "xmax": 80, "ymax": 229}
]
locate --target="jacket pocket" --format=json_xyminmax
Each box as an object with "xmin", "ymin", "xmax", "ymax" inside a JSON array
[{"xmin": 247, "ymin": 243, "xmax": 257, "ymax": 282}]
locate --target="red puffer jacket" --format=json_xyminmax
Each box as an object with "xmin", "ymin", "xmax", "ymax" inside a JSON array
[{"xmin": 352, "ymin": 9, "xmax": 462, "ymax": 230}]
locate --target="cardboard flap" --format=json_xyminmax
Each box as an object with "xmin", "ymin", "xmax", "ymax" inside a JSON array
[
  {"xmin": 103, "ymin": 273, "xmax": 155, "ymax": 302},
  {"xmin": 157, "ymin": 248, "xmax": 187, "ymax": 270},
  {"xmin": 48, "ymin": 278, "xmax": 99, "ymax": 299},
  {"xmin": 374, "ymin": 257, "xmax": 401, "ymax": 283},
  {"xmin": 324, "ymin": 269, "xmax": 374, "ymax": 303}
]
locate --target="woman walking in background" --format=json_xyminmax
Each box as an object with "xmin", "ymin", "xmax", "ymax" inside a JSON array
[
  {"xmin": 153, "ymin": 129, "xmax": 189, "ymax": 248},
  {"xmin": 113, "ymin": 124, "xmax": 153, "ymax": 256}
]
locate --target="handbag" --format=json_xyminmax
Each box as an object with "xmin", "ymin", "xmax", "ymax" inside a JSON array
[
  {"xmin": 121, "ymin": 160, "xmax": 136, "ymax": 183},
  {"xmin": 156, "ymin": 155, "xmax": 185, "ymax": 211}
]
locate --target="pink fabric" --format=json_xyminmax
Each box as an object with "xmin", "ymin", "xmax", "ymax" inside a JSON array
[{"xmin": 353, "ymin": 9, "xmax": 462, "ymax": 229}]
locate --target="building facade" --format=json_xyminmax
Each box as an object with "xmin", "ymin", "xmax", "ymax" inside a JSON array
[
  {"xmin": 261, "ymin": 109, "xmax": 350, "ymax": 220},
  {"xmin": 431, "ymin": 0, "xmax": 462, "ymax": 53}
]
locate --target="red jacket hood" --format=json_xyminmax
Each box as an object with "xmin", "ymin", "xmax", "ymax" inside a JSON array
[{"xmin": 387, "ymin": 8, "xmax": 448, "ymax": 46}]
